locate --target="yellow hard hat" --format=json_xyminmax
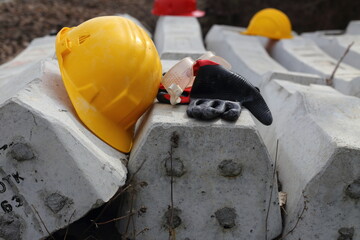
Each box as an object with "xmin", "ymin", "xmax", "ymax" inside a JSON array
[
  {"xmin": 55, "ymin": 16, "xmax": 162, "ymax": 153},
  {"xmin": 242, "ymin": 8, "xmax": 293, "ymax": 39}
]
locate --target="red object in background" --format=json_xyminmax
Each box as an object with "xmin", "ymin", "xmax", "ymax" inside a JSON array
[{"xmin": 152, "ymin": 0, "xmax": 205, "ymax": 17}]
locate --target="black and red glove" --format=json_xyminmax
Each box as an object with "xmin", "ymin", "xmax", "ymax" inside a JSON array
[{"xmin": 187, "ymin": 60, "xmax": 273, "ymax": 125}]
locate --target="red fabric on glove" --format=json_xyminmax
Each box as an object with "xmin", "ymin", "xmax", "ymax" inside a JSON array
[{"xmin": 192, "ymin": 59, "xmax": 219, "ymax": 76}]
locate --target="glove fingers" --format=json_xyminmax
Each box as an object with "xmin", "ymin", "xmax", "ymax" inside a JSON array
[
  {"xmin": 191, "ymin": 64, "xmax": 273, "ymax": 125},
  {"xmin": 187, "ymin": 99, "xmax": 226, "ymax": 120},
  {"xmin": 242, "ymin": 97, "xmax": 273, "ymax": 125},
  {"xmin": 221, "ymin": 101, "xmax": 241, "ymax": 121}
]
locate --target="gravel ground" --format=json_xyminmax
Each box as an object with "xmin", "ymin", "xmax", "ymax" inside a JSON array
[
  {"xmin": 0, "ymin": 0, "xmax": 157, "ymax": 65},
  {"xmin": 1, "ymin": 0, "xmax": 360, "ymax": 65}
]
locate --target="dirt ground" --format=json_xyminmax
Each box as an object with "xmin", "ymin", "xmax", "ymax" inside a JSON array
[{"xmin": 1, "ymin": 0, "xmax": 360, "ymax": 65}]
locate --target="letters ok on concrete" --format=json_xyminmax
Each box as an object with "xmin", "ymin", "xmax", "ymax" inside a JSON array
[
  {"xmin": 0, "ymin": 43, "xmax": 127, "ymax": 238},
  {"xmin": 117, "ymin": 99, "xmax": 281, "ymax": 239},
  {"xmin": 257, "ymin": 74, "xmax": 360, "ymax": 240},
  {"xmin": 154, "ymin": 16, "xmax": 207, "ymax": 60},
  {"xmin": 271, "ymin": 36, "xmax": 360, "ymax": 97}
]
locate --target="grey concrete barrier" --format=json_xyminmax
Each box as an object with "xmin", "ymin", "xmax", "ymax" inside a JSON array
[
  {"xmin": 302, "ymin": 31, "xmax": 360, "ymax": 70},
  {"xmin": 0, "ymin": 57, "xmax": 127, "ymax": 239},
  {"xmin": 257, "ymin": 73, "xmax": 360, "ymax": 240},
  {"xmin": 154, "ymin": 16, "xmax": 206, "ymax": 60},
  {"xmin": 271, "ymin": 36, "xmax": 360, "ymax": 97},
  {"xmin": 116, "ymin": 68, "xmax": 282, "ymax": 239},
  {"xmin": 205, "ymin": 23, "xmax": 360, "ymax": 239}
]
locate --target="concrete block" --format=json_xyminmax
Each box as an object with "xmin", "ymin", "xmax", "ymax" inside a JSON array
[
  {"xmin": 271, "ymin": 36, "xmax": 360, "ymax": 97},
  {"xmin": 205, "ymin": 25, "xmax": 287, "ymax": 86},
  {"xmin": 154, "ymin": 16, "xmax": 206, "ymax": 60},
  {"xmin": 205, "ymin": 25, "xmax": 324, "ymax": 87},
  {"xmin": 257, "ymin": 74, "xmax": 360, "ymax": 240},
  {"xmin": 346, "ymin": 20, "xmax": 360, "ymax": 34},
  {"xmin": 302, "ymin": 31, "xmax": 360, "ymax": 70},
  {"xmin": 0, "ymin": 59, "xmax": 127, "ymax": 240},
  {"xmin": 117, "ymin": 104, "xmax": 282, "ymax": 239},
  {"xmin": 0, "ymin": 36, "xmax": 55, "ymax": 82}
]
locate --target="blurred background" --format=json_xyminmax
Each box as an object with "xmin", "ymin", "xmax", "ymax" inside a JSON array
[{"xmin": 1, "ymin": 0, "xmax": 359, "ymax": 65}]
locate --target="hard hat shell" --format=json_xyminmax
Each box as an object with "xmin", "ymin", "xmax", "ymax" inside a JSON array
[
  {"xmin": 55, "ymin": 16, "xmax": 162, "ymax": 153},
  {"xmin": 242, "ymin": 8, "xmax": 293, "ymax": 40},
  {"xmin": 152, "ymin": 0, "xmax": 205, "ymax": 17}
]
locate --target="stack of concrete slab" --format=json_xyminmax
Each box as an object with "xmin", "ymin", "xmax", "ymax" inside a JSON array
[
  {"xmin": 271, "ymin": 36, "xmax": 360, "ymax": 97},
  {"xmin": 302, "ymin": 21, "xmax": 360, "ymax": 70},
  {"xmin": 206, "ymin": 24, "xmax": 360, "ymax": 240},
  {"xmin": 116, "ymin": 17, "xmax": 282, "ymax": 240},
  {"xmin": 0, "ymin": 37, "xmax": 127, "ymax": 239},
  {"xmin": 260, "ymin": 75, "xmax": 360, "ymax": 240}
]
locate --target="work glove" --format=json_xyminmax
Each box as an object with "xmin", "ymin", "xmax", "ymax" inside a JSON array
[
  {"xmin": 187, "ymin": 60, "xmax": 273, "ymax": 125},
  {"xmin": 187, "ymin": 99, "xmax": 241, "ymax": 121}
]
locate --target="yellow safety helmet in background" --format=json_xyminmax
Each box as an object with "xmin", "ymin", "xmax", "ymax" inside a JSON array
[
  {"xmin": 56, "ymin": 16, "xmax": 162, "ymax": 153},
  {"xmin": 242, "ymin": 8, "xmax": 293, "ymax": 40}
]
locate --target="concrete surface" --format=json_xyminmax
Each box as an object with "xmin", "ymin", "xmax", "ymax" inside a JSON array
[
  {"xmin": 205, "ymin": 26, "xmax": 360, "ymax": 239},
  {"xmin": 154, "ymin": 16, "xmax": 206, "ymax": 60},
  {"xmin": 205, "ymin": 25, "xmax": 324, "ymax": 89},
  {"xmin": 0, "ymin": 56, "xmax": 127, "ymax": 239},
  {"xmin": 346, "ymin": 20, "xmax": 360, "ymax": 34},
  {"xmin": 205, "ymin": 25, "xmax": 288, "ymax": 87},
  {"xmin": 302, "ymin": 30, "xmax": 360, "ymax": 70},
  {"xmin": 257, "ymin": 74, "xmax": 360, "ymax": 240},
  {"xmin": 117, "ymin": 88, "xmax": 282, "ymax": 239},
  {"xmin": 0, "ymin": 36, "xmax": 55, "ymax": 82},
  {"xmin": 271, "ymin": 36, "xmax": 360, "ymax": 97}
]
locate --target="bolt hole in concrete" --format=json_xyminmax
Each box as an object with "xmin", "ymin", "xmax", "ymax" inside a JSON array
[
  {"xmin": 214, "ymin": 207, "xmax": 237, "ymax": 229},
  {"xmin": 8, "ymin": 142, "xmax": 35, "ymax": 161},
  {"xmin": 338, "ymin": 227, "xmax": 354, "ymax": 240},
  {"xmin": 345, "ymin": 178, "xmax": 360, "ymax": 199},
  {"xmin": 163, "ymin": 207, "xmax": 182, "ymax": 229},
  {"xmin": 165, "ymin": 157, "xmax": 186, "ymax": 177},
  {"xmin": 45, "ymin": 192, "xmax": 70, "ymax": 214},
  {"xmin": 218, "ymin": 159, "xmax": 242, "ymax": 177}
]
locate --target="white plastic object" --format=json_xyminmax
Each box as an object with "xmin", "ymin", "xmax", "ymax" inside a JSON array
[
  {"xmin": 198, "ymin": 51, "xmax": 232, "ymax": 70},
  {"xmin": 162, "ymin": 57, "xmax": 195, "ymax": 105},
  {"xmin": 168, "ymin": 83, "xmax": 183, "ymax": 104}
]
